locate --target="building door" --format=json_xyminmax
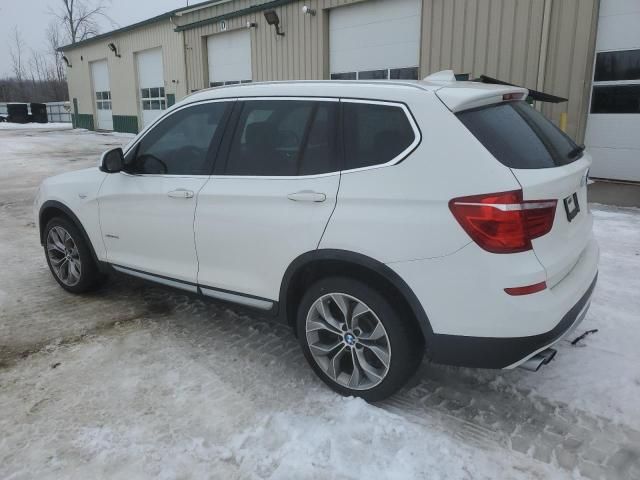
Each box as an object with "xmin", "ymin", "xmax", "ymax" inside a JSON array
[
  {"xmin": 584, "ymin": 0, "xmax": 640, "ymax": 182},
  {"xmin": 329, "ymin": 0, "xmax": 422, "ymax": 81},
  {"xmin": 137, "ymin": 48, "xmax": 167, "ymax": 128},
  {"xmin": 207, "ymin": 29, "xmax": 252, "ymax": 87},
  {"xmin": 91, "ymin": 60, "xmax": 113, "ymax": 130}
]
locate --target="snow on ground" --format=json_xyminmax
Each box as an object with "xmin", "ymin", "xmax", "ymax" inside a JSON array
[
  {"xmin": 0, "ymin": 122, "xmax": 73, "ymax": 130},
  {"xmin": 1, "ymin": 127, "xmax": 639, "ymax": 479}
]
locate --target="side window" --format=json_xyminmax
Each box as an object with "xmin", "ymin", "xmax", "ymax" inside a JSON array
[
  {"xmin": 127, "ymin": 102, "xmax": 229, "ymax": 175},
  {"xmin": 225, "ymin": 100, "xmax": 339, "ymax": 176},
  {"xmin": 343, "ymin": 102, "xmax": 416, "ymax": 170}
]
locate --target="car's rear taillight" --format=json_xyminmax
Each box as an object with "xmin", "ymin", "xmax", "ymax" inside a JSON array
[{"xmin": 449, "ymin": 190, "xmax": 557, "ymax": 253}]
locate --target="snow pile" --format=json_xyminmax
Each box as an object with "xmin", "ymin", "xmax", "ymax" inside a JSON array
[
  {"xmin": 226, "ymin": 395, "xmax": 559, "ymax": 480},
  {"xmin": 0, "ymin": 122, "xmax": 72, "ymax": 130}
]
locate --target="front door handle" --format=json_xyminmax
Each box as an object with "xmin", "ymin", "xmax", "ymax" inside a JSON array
[
  {"xmin": 167, "ymin": 189, "xmax": 194, "ymax": 199},
  {"xmin": 287, "ymin": 190, "xmax": 327, "ymax": 203}
]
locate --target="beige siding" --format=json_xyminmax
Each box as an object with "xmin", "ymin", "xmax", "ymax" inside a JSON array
[
  {"xmin": 421, "ymin": 0, "xmax": 545, "ymax": 92},
  {"xmin": 541, "ymin": 0, "xmax": 600, "ymax": 143},
  {"xmin": 63, "ymin": 20, "xmax": 186, "ymax": 120}
]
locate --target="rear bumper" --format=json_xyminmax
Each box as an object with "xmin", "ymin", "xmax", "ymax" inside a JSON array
[{"xmin": 427, "ymin": 273, "xmax": 597, "ymax": 369}]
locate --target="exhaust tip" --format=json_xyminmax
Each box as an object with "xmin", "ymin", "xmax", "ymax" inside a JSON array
[{"xmin": 519, "ymin": 348, "xmax": 557, "ymax": 372}]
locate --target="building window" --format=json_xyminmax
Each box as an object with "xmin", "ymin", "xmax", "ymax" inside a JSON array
[
  {"xmin": 96, "ymin": 91, "xmax": 111, "ymax": 110},
  {"xmin": 210, "ymin": 80, "xmax": 252, "ymax": 87},
  {"xmin": 330, "ymin": 66, "xmax": 419, "ymax": 81},
  {"xmin": 141, "ymin": 87, "xmax": 166, "ymax": 111},
  {"xmin": 591, "ymin": 49, "xmax": 640, "ymax": 114}
]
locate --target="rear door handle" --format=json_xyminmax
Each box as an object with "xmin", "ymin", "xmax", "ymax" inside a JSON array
[
  {"xmin": 167, "ymin": 189, "xmax": 194, "ymax": 199},
  {"xmin": 287, "ymin": 190, "xmax": 327, "ymax": 203}
]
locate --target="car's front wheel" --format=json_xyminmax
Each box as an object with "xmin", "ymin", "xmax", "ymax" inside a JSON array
[
  {"xmin": 44, "ymin": 217, "xmax": 102, "ymax": 293},
  {"xmin": 297, "ymin": 276, "xmax": 423, "ymax": 402}
]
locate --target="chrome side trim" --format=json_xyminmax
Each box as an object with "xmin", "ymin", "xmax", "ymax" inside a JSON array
[
  {"xmin": 112, "ymin": 265, "xmax": 198, "ymax": 293},
  {"xmin": 200, "ymin": 287, "xmax": 274, "ymax": 310}
]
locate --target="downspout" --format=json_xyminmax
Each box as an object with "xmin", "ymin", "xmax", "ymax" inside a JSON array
[
  {"xmin": 170, "ymin": 15, "xmax": 190, "ymax": 96},
  {"xmin": 536, "ymin": 0, "xmax": 552, "ymax": 111}
]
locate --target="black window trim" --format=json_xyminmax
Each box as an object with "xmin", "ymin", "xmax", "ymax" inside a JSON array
[
  {"xmin": 213, "ymin": 96, "xmax": 421, "ymax": 179},
  {"xmin": 121, "ymin": 98, "xmax": 235, "ymax": 178}
]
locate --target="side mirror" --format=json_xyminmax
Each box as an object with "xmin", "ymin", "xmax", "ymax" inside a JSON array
[{"xmin": 100, "ymin": 147, "xmax": 125, "ymax": 173}]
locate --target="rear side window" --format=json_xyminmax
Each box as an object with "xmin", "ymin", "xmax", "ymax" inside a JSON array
[
  {"xmin": 343, "ymin": 102, "xmax": 416, "ymax": 170},
  {"xmin": 457, "ymin": 101, "xmax": 581, "ymax": 169},
  {"xmin": 225, "ymin": 100, "xmax": 339, "ymax": 176}
]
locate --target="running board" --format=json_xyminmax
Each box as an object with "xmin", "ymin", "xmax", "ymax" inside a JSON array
[{"xmin": 518, "ymin": 348, "xmax": 557, "ymax": 372}]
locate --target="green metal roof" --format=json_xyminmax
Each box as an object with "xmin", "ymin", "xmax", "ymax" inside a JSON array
[{"xmin": 57, "ymin": 0, "xmax": 228, "ymax": 51}]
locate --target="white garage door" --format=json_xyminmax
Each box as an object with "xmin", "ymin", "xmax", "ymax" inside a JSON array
[
  {"xmin": 207, "ymin": 29, "xmax": 252, "ymax": 87},
  {"xmin": 137, "ymin": 48, "xmax": 166, "ymax": 128},
  {"xmin": 584, "ymin": 0, "xmax": 640, "ymax": 181},
  {"xmin": 91, "ymin": 60, "xmax": 113, "ymax": 131},
  {"xmin": 329, "ymin": 0, "xmax": 422, "ymax": 80}
]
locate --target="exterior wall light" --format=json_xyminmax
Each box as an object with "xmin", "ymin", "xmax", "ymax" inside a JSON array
[
  {"xmin": 302, "ymin": 6, "xmax": 316, "ymax": 16},
  {"xmin": 62, "ymin": 55, "xmax": 72, "ymax": 68},
  {"xmin": 246, "ymin": 21, "xmax": 258, "ymax": 29},
  {"xmin": 264, "ymin": 10, "xmax": 284, "ymax": 36},
  {"xmin": 107, "ymin": 43, "xmax": 121, "ymax": 58}
]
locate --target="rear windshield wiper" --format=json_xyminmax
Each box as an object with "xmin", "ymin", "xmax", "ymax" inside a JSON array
[{"xmin": 568, "ymin": 144, "xmax": 585, "ymax": 159}]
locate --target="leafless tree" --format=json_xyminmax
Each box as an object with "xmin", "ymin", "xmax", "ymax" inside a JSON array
[
  {"xmin": 9, "ymin": 27, "xmax": 26, "ymax": 82},
  {"xmin": 47, "ymin": 22, "xmax": 66, "ymax": 83},
  {"xmin": 49, "ymin": 0, "xmax": 116, "ymax": 44}
]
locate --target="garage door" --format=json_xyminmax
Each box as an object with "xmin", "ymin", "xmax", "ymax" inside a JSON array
[
  {"xmin": 137, "ymin": 48, "xmax": 166, "ymax": 128},
  {"xmin": 91, "ymin": 60, "xmax": 113, "ymax": 131},
  {"xmin": 329, "ymin": 0, "xmax": 422, "ymax": 80},
  {"xmin": 584, "ymin": 0, "xmax": 640, "ymax": 181},
  {"xmin": 207, "ymin": 29, "xmax": 252, "ymax": 87}
]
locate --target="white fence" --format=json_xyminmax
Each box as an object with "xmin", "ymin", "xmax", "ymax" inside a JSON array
[{"xmin": 0, "ymin": 102, "xmax": 72, "ymax": 123}]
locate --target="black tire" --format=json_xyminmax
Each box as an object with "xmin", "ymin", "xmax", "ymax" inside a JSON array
[
  {"xmin": 43, "ymin": 216, "xmax": 103, "ymax": 293},
  {"xmin": 296, "ymin": 276, "xmax": 424, "ymax": 402}
]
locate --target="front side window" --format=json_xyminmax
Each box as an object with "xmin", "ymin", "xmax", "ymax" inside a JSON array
[
  {"xmin": 343, "ymin": 102, "xmax": 416, "ymax": 170},
  {"xmin": 224, "ymin": 100, "xmax": 339, "ymax": 176},
  {"xmin": 126, "ymin": 102, "xmax": 230, "ymax": 175}
]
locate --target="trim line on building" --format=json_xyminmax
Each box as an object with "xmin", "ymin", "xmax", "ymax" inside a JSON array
[{"xmin": 173, "ymin": 0, "xmax": 299, "ymax": 32}]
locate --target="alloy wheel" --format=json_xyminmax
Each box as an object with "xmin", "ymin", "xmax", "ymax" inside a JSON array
[
  {"xmin": 46, "ymin": 226, "xmax": 82, "ymax": 287},
  {"xmin": 305, "ymin": 293, "xmax": 391, "ymax": 391}
]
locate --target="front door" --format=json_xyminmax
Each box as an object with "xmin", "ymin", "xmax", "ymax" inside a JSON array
[
  {"xmin": 91, "ymin": 60, "xmax": 113, "ymax": 131},
  {"xmin": 195, "ymin": 98, "xmax": 341, "ymax": 304},
  {"xmin": 98, "ymin": 100, "xmax": 232, "ymax": 286}
]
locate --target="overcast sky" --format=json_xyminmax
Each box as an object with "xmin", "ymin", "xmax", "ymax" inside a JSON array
[{"xmin": 1, "ymin": 0, "xmax": 190, "ymax": 77}]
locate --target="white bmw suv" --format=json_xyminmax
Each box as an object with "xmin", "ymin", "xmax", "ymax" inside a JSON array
[{"xmin": 36, "ymin": 74, "xmax": 598, "ymax": 401}]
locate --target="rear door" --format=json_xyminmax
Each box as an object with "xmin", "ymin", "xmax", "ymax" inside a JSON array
[
  {"xmin": 194, "ymin": 98, "xmax": 341, "ymax": 304},
  {"xmin": 457, "ymin": 100, "xmax": 592, "ymax": 287}
]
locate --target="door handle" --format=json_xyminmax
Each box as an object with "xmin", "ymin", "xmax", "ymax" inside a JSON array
[
  {"xmin": 167, "ymin": 189, "xmax": 194, "ymax": 199},
  {"xmin": 287, "ymin": 190, "xmax": 327, "ymax": 203}
]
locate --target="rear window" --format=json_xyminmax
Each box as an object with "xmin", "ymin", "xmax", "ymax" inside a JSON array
[{"xmin": 457, "ymin": 101, "xmax": 581, "ymax": 169}]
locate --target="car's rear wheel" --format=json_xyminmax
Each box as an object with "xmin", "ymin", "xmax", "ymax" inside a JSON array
[
  {"xmin": 44, "ymin": 217, "xmax": 102, "ymax": 293},
  {"xmin": 297, "ymin": 276, "xmax": 423, "ymax": 402}
]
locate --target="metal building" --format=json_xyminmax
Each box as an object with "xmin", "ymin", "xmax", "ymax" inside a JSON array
[{"xmin": 59, "ymin": 0, "xmax": 639, "ymax": 182}]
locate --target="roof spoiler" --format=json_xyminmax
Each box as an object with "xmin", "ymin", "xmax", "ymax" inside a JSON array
[
  {"xmin": 463, "ymin": 73, "xmax": 568, "ymax": 104},
  {"xmin": 423, "ymin": 70, "xmax": 567, "ymax": 104}
]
